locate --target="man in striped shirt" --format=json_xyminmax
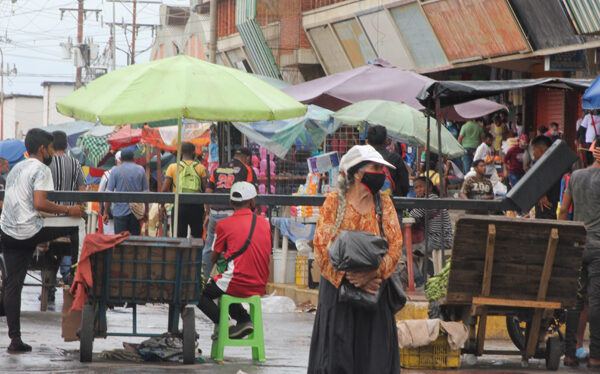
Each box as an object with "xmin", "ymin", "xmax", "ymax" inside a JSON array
[{"xmin": 49, "ymin": 131, "xmax": 86, "ymax": 286}]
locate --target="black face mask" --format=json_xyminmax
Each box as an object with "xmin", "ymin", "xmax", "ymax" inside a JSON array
[
  {"xmin": 43, "ymin": 156, "xmax": 53, "ymax": 166},
  {"xmin": 360, "ymin": 171, "xmax": 386, "ymax": 195}
]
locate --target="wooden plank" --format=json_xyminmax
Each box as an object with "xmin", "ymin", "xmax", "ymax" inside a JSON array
[
  {"xmin": 476, "ymin": 224, "xmax": 496, "ymax": 356},
  {"xmin": 481, "ymin": 224, "xmax": 496, "ymax": 296},
  {"xmin": 525, "ymin": 228, "xmax": 559, "ymax": 358},
  {"xmin": 472, "ymin": 297, "xmax": 561, "ymax": 310}
]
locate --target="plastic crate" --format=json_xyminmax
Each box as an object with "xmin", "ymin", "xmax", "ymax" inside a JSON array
[
  {"xmin": 400, "ymin": 335, "xmax": 461, "ymax": 369},
  {"xmin": 295, "ymin": 255, "xmax": 309, "ymax": 288}
]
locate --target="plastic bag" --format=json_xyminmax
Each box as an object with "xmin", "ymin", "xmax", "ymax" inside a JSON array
[{"xmin": 260, "ymin": 293, "xmax": 296, "ymax": 313}]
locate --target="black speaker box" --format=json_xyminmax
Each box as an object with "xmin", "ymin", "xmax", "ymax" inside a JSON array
[{"xmin": 506, "ymin": 140, "xmax": 578, "ymax": 212}]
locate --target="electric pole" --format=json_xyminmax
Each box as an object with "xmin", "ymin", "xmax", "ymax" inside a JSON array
[
  {"xmin": 59, "ymin": 3, "xmax": 101, "ymax": 88},
  {"xmin": 106, "ymin": 0, "xmax": 160, "ymax": 65},
  {"xmin": 131, "ymin": 0, "xmax": 137, "ymax": 64},
  {"xmin": 77, "ymin": 0, "xmax": 83, "ymax": 87}
]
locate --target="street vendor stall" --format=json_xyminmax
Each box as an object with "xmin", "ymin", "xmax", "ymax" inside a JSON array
[
  {"xmin": 56, "ymin": 54, "xmax": 306, "ymax": 363},
  {"xmin": 434, "ymin": 215, "xmax": 586, "ymax": 370}
]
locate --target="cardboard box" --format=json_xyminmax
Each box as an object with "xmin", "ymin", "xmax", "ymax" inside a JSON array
[
  {"xmin": 307, "ymin": 152, "xmax": 339, "ymax": 174},
  {"xmin": 61, "ymin": 286, "xmax": 81, "ymax": 342}
]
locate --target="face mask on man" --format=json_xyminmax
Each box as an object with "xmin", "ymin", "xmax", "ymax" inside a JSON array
[{"xmin": 360, "ymin": 171, "xmax": 386, "ymax": 195}]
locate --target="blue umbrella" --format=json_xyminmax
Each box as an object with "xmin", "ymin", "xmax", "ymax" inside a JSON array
[
  {"xmin": 0, "ymin": 139, "xmax": 26, "ymax": 168},
  {"xmin": 583, "ymin": 75, "xmax": 600, "ymax": 109}
]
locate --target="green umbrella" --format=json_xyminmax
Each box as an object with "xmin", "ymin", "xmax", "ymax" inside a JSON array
[
  {"xmin": 57, "ymin": 54, "xmax": 306, "ymax": 234},
  {"xmin": 332, "ymin": 100, "xmax": 464, "ymax": 158}
]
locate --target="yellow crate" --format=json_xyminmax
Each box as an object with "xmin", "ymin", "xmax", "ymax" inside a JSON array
[
  {"xmin": 295, "ymin": 255, "xmax": 309, "ymax": 288},
  {"xmin": 400, "ymin": 335, "xmax": 461, "ymax": 369}
]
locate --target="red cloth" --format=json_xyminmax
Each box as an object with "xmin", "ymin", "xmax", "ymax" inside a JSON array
[
  {"xmin": 212, "ymin": 209, "xmax": 271, "ymax": 298},
  {"xmin": 70, "ymin": 232, "xmax": 130, "ymax": 311}
]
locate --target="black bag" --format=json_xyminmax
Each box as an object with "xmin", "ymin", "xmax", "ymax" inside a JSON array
[
  {"xmin": 328, "ymin": 192, "xmax": 389, "ymax": 310},
  {"xmin": 373, "ymin": 193, "xmax": 407, "ymax": 314}
]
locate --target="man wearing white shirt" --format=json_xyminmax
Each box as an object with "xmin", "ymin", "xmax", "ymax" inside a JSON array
[
  {"xmin": 0, "ymin": 129, "xmax": 84, "ymax": 353},
  {"xmin": 579, "ymin": 111, "xmax": 600, "ymax": 165},
  {"xmin": 473, "ymin": 133, "xmax": 495, "ymax": 177}
]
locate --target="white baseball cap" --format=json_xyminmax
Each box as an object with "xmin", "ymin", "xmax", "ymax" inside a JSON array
[
  {"xmin": 115, "ymin": 151, "xmax": 122, "ymax": 163},
  {"xmin": 230, "ymin": 181, "xmax": 257, "ymax": 202},
  {"xmin": 339, "ymin": 144, "xmax": 396, "ymax": 174}
]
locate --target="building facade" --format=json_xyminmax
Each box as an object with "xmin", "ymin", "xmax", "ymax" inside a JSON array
[
  {"xmin": 1, "ymin": 94, "xmax": 43, "ymax": 140},
  {"xmin": 41, "ymin": 81, "xmax": 76, "ymax": 127}
]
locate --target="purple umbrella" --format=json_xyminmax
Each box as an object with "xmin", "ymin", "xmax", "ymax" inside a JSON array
[{"xmin": 283, "ymin": 59, "xmax": 505, "ymax": 120}]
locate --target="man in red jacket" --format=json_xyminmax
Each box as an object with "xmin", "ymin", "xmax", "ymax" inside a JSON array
[{"xmin": 197, "ymin": 181, "xmax": 271, "ymax": 340}]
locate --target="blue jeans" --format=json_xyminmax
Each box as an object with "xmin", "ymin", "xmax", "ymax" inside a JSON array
[
  {"xmin": 508, "ymin": 173, "xmax": 524, "ymax": 188},
  {"xmin": 202, "ymin": 211, "xmax": 232, "ymax": 282},
  {"xmin": 462, "ymin": 147, "xmax": 476, "ymax": 174},
  {"xmin": 114, "ymin": 213, "xmax": 141, "ymax": 235}
]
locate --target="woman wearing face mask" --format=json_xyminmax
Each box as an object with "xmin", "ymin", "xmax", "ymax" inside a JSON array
[{"xmin": 308, "ymin": 145, "xmax": 403, "ymax": 374}]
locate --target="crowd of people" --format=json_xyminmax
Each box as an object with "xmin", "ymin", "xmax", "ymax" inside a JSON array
[{"xmin": 0, "ymin": 118, "xmax": 598, "ymax": 372}]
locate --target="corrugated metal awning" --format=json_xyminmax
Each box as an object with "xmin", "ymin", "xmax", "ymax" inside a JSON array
[
  {"xmin": 235, "ymin": 0, "xmax": 281, "ymax": 79},
  {"xmin": 561, "ymin": 0, "xmax": 600, "ymax": 35}
]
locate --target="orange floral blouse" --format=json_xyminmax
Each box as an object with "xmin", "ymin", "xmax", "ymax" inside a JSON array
[{"xmin": 313, "ymin": 191, "xmax": 403, "ymax": 288}]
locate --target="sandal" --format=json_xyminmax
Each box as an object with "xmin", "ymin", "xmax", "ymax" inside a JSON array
[{"xmin": 563, "ymin": 356, "xmax": 579, "ymax": 367}]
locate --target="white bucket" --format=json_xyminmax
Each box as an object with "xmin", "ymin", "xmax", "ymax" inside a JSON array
[{"xmin": 272, "ymin": 249, "xmax": 297, "ymax": 284}]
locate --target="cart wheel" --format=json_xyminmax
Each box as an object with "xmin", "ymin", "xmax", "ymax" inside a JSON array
[
  {"xmin": 545, "ymin": 336, "xmax": 562, "ymax": 371},
  {"xmin": 506, "ymin": 316, "xmax": 527, "ymax": 351},
  {"xmin": 80, "ymin": 303, "xmax": 95, "ymax": 363},
  {"xmin": 182, "ymin": 306, "xmax": 196, "ymax": 365}
]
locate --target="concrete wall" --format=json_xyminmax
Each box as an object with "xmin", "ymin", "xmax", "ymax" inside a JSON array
[
  {"xmin": 1, "ymin": 96, "xmax": 43, "ymax": 140},
  {"xmin": 43, "ymin": 84, "xmax": 75, "ymax": 126}
]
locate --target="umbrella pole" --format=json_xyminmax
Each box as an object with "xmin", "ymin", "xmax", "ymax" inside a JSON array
[
  {"xmin": 173, "ymin": 116, "xmax": 183, "ymax": 238},
  {"xmin": 424, "ymin": 113, "xmax": 431, "ymax": 283},
  {"xmin": 436, "ymin": 97, "xmax": 445, "ymax": 272}
]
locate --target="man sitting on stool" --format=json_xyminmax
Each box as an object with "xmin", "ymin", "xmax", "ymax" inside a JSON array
[{"xmin": 197, "ymin": 181, "xmax": 271, "ymax": 340}]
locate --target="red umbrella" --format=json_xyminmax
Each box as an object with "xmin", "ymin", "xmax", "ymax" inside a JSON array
[{"xmin": 107, "ymin": 125, "xmax": 142, "ymax": 150}]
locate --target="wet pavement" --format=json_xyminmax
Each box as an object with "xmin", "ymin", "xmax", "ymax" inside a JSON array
[{"xmin": 0, "ymin": 273, "xmax": 592, "ymax": 373}]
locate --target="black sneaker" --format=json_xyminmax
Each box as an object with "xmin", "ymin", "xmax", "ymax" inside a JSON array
[
  {"xmin": 7, "ymin": 338, "xmax": 32, "ymax": 353},
  {"xmin": 229, "ymin": 321, "xmax": 253, "ymax": 339}
]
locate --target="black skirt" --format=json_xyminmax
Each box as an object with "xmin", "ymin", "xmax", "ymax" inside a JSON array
[{"xmin": 307, "ymin": 277, "xmax": 400, "ymax": 374}]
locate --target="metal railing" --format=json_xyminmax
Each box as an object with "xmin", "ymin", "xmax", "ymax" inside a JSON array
[{"xmin": 0, "ymin": 191, "xmax": 515, "ymax": 212}]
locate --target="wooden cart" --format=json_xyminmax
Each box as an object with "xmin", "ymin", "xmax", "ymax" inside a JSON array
[{"xmin": 440, "ymin": 215, "xmax": 586, "ymax": 370}]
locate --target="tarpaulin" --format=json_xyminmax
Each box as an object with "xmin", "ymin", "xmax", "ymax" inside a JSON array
[
  {"xmin": 418, "ymin": 78, "xmax": 593, "ymax": 109},
  {"xmin": 0, "ymin": 139, "xmax": 26, "ymax": 167},
  {"xmin": 142, "ymin": 123, "xmax": 210, "ymax": 153},
  {"xmin": 232, "ymin": 105, "xmax": 338, "ymax": 159},
  {"xmin": 107, "ymin": 125, "xmax": 142, "ymax": 150},
  {"xmin": 583, "ymin": 75, "xmax": 600, "ymax": 109}
]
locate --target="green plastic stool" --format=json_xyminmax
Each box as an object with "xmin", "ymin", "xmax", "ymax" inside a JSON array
[{"xmin": 211, "ymin": 294, "xmax": 265, "ymax": 362}]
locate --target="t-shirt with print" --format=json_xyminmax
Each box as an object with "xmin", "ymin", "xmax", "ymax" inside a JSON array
[
  {"xmin": 565, "ymin": 167, "xmax": 600, "ymax": 249},
  {"xmin": 0, "ymin": 158, "xmax": 54, "ymax": 240},
  {"xmin": 207, "ymin": 158, "xmax": 257, "ymax": 211},
  {"xmin": 165, "ymin": 160, "xmax": 207, "ymax": 193},
  {"xmin": 212, "ymin": 209, "xmax": 272, "ymax": 297},
  {"xmin": 462, "ymin": 175, "xmax": 493, "ymax": 200},
  {"xmin": 504, "ymin": 145, "xmax": 525, "ymax": 175},
  {"xmin": 459, "ymin": 121, "xmax": 484, "ymax": 149}
]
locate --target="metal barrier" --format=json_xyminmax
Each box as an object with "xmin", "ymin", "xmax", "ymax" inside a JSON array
[{"xmin": 0, "ymin": 191, "xmax": 515, "ymax": 212}]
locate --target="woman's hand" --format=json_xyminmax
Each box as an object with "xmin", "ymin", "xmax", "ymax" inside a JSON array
[
  {"xmin": 346, "ymin": 269, "xmax": 378, "ymax": 288},
  {"xmin": 361, "ymin": 277, "xmax": 382, "ymax": 295}
]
